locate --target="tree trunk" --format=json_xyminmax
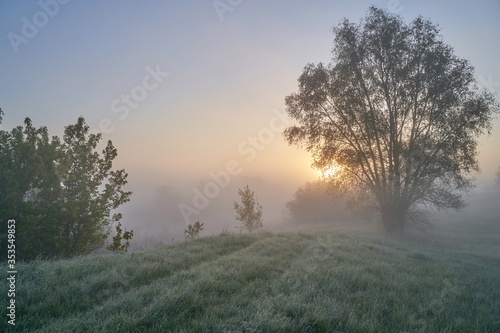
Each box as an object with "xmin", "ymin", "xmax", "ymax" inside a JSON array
[{"xmin": 381, "ymin": 204, "xmax": 407, "ymax": 239}]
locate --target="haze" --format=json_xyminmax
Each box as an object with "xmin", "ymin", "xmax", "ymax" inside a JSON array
[{"xmin": 1, "ymin": 0, "xmax": 499, "ymax": 245}]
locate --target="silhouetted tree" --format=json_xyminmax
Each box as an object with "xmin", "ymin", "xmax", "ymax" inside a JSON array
[
  {"xmin": 284, "ymin": 7, "xmax": 499, "ymax": 237},
  {"xmin": 234, "ymin": 185, "xmax": 263, "ymax": 232},
  {"xmin": 286, "ymin": 180, "xmax": 350, "ymax": 224}
]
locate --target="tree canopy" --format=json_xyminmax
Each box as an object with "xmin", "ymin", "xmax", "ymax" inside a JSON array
[
  {"xmin": 284, "ymin": 7, "xmax": 499, "ymax": 236},
  {"xmin": 0, "ymin": 113, "xmax": 131, "ymax": 259}
]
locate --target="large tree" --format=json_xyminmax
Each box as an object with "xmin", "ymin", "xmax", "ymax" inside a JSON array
[
  {"xmin": 0, "ymin": 114, "xmax": 132, "ymax": 259},
  {"xmin": 284, "ymin": 7, "xmax": 499, "ymax": 237}
]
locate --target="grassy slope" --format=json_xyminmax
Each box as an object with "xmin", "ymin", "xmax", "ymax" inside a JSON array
[{"xmin": 1, "ymin": 226, "xmax": 500, "ymax": 333}]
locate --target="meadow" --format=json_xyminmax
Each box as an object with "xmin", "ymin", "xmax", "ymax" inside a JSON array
[{"xmin": 1, "ymin": 220, "xmax": 499, "ymax": 332}]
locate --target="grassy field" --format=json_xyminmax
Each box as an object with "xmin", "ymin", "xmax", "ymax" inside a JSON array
[{"xmin": 1, "ymin": 223, "xmax": 500, "ymax": 332}]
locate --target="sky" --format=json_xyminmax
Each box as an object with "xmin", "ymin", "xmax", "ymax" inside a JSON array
[{"xmin": 1, "ymin": 0, "xmax": 499, "ymax": 243}]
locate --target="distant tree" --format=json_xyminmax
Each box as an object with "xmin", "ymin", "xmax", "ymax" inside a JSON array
[
  {"xmin": 233, "ymin": 185, "xmax": 263, "ymax": 232},
  {"xmin": 108, "ymin": 222, "xmax": 134, "ymax": 253},
  {"xmin": 184, "ymin": 221, "xmax": 204, "ymax": 240},
  {"xmin": 286, "ymin": 180, "xmax": 350, "ymax": 224},
  {"xmin": 0, "ymin": 115, "xmax": 132, "ymax": 259},
  {"xmin": 284, "ymin": 7, "xmax": 499, "ymax": 237}
]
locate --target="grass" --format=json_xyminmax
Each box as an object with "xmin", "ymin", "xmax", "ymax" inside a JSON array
[{"xmin": 1, "ymin": 225, "xmax": 500, "ymax": 332}]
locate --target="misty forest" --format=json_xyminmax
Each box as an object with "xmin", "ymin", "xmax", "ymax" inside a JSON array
[{"xmin": 1, "ymin": 3, "xmax": 500, "ymax": 333}]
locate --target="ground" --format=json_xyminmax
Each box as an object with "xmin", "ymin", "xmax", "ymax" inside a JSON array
[{"xmin": 1, "ymin": 219, "xmax": 499, "ymax": 332}]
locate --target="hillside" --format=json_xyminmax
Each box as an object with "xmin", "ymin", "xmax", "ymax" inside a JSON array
[{"xmin": 1, "ymin": 225, "xmax": 499, "ymax": 332}]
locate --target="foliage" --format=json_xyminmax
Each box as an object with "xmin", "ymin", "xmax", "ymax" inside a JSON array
[
  {"xmin": 107, "ymin": 222, "xmax": 134, "ymax": 253},
  {"xmin": 184, "ymin": 220, "xmax": 204, "ymax": 240},
  {"xmin": 233, "ymin": 185, "xmax": 263, "ymax": 232},
  {"xmin": 0, "ymin": 116, "xmax": 63, "ymax": 259},
  {"xmin": 0, "ymin": 114, "xmax": 132, "ymax": 260},
  {"xmin": 286, "ymin": 180, "xmax": 350, "ymax": 224},
  {"xmin": 283, "ymin": 7, "xmax": 499, "ymax": 237}
]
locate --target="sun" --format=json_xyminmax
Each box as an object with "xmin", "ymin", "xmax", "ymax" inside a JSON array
[{"xmin": 317, "ymin": 161, "xmax": 344, "ymax": 180}]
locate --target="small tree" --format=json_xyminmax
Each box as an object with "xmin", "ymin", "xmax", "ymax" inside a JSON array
[
  {"xmin": 184, "ymin": 221, "xmax": 204, "ymax": 240},
  {"xmin": 233, "ymin": 185, "xmax": 263, "ymax": 232},
  {"xmin": 107, "ymin": 222, "xmax": 134, "ymax": 253}
]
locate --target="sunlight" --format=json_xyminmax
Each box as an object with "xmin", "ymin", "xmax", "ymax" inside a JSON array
[{"xmin": 318, "ymin": 161, "xmax": 344, "ymax": 180}]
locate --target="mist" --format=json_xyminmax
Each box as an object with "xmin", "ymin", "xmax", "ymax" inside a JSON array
[
  {"xmin": 117, "ymin": 166, "xmax": 500, "ymax": 251},
  {"xmin": 119, "ymin": 171, "xmax": 303, "ymax": 249}
]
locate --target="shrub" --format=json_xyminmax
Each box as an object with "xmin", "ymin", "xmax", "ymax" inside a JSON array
[
  {"xmin": 107, "ymin": 222, "xmax": 134, "ymax": 253},
  {"xmin": 184, "ymin": 221, "xmax": 204, "ymax": 240}
]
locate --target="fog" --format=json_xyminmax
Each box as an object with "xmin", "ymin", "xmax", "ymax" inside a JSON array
[
  {"xmin": 119, "ymin": 172, "xmax": 302, "ymax": 249},
  {"xmin": 118, "ymin": 166, "xmax": 500, "ymax": 250}
]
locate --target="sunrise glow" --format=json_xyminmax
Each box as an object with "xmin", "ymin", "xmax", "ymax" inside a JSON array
[{"xmin": 318, "ymin": 161, "xmax": 344, "ymax": 180}]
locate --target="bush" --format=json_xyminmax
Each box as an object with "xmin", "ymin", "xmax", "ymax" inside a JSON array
[{"xmin": 184, "ymin": 221, "xmax": 204, "ymax": 240}]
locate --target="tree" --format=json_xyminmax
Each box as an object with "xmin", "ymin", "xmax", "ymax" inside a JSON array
[
  {"xmin": 0, "ymin": 116, "xmax": 64, "ymax": 259},
  {"xmin": 233, "ymin": 185, "xmax": 263, "ymax": 232},
  {"xmin": 184, "ymin": 221, "xmax": 204, "ymax": 240},
  {"xmin": 0, "ymin": 115, "xmax": 132, "ymax": 259},
  {"xmin": 57, "ymin": 117, "xmax": 132, "ymax": 257},
  {"xmin": 286, "ymin": 180, "xmax": 350, "ymax": 224},
  {"xmin": 283, "ymin": 7, "xmax": 499, "ymax": 237}
]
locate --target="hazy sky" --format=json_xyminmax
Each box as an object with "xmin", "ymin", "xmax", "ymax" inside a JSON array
[{"xmin": 1, "ymin": 0, "xmax": 499, "ymax": 240}]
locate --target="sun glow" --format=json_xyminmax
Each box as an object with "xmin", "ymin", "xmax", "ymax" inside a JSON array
[{"xmin": 318, "ymin": 161, "xmax": 344, "ymax": 180}]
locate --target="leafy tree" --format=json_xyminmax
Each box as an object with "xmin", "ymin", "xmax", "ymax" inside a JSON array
[
  {"xmin": 0, "ymin": 116, "xmax": 64, "ymax": 258},
  {"xmin": 233, "ymin": 185, "xmax": 263, "ymax": 232},
  {"xmin": 284, "ymin": 7, "xmax": 499, "ymax": 237},
  {"xmin": 184, "ymin": 220, "xmax": 204, "ymax": 240},
  {"xmin": 57, "ymin": 117, "xmax": 132, "ymax": 257},
  {"xmin": 0, "ymin": 115, "xmax": 132, "ymax": 259},
  {"xmin": 107, "ymin": 222, "xmax": 134, "ymax": 253}
]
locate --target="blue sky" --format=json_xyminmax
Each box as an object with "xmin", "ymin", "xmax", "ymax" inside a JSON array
[{"xmin": 1, "ymin": 0, "xmax": 499, "ymax": 237}]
